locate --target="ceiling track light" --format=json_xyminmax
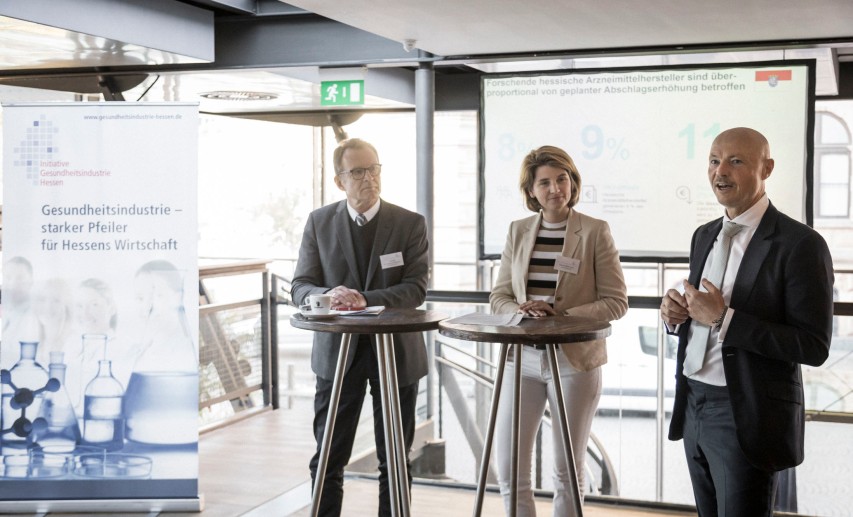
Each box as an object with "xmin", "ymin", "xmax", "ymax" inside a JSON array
[{"xmin": 199, "ymin": 91, "xmax": 278, "ymax": 101}]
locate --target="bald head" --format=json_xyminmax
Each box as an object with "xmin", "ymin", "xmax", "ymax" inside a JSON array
[
  {"xmin": 713, "ymin": 127, "xmax": 771, "ymax": 160},
  {"xmin": 707, "ymin": 127, "xmax": 775, "ymax": 219}
]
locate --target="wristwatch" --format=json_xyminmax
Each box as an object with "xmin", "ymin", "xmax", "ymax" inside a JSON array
[{"xmin": 712, "ymin": 305, "xmax": 728, "ymax": 331}]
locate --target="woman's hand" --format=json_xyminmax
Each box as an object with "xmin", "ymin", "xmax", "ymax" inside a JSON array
[{"xmin": 517, "ymin": 300, "xmax": 557, "ymax": 318}]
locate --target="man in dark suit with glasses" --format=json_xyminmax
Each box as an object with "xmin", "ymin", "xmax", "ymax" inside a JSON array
[{"xmin": 292, "ymin": 138, "xmax": 429, "ymax": 517}]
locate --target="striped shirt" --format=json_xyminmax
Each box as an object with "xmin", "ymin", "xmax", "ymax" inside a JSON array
[{"xmin": 526, "ymin": 218, "xmax": 567, "ymax": 305}]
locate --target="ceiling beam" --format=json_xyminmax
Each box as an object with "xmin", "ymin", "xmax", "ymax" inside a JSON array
[
  {"xmin": 0, "ymin": 11, "xmax": 420, "ymax": 82},
  {"xmin": 0, "ymin": 0, "xmax": 214, "ymax": 62},
  {"xmin": 211, "ymin": 13, "xmax": 417, "ymax": 70}
]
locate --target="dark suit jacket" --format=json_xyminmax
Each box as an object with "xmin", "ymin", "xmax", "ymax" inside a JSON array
[
  {"xmin": 668, "ymin": 202, "xmax": 834, "ymax": 472},
  {"xmin": 291, "ymin": 199, "xmax": 430, "ymax": 386}
]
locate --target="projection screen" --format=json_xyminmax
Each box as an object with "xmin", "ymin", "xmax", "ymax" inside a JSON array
[{"xmin": 479, "ymin": 60, "xmax": 816, "ymax": 260}]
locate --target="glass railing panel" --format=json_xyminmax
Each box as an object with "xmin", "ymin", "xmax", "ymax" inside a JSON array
[
  {"xmin": 199, "ymin": 303, "xmax": 265, "ymax": 425},
  {"xmin": 269, "ymin": 282, "xmax": 853, "ymax": 512},
  {"xmin": 593, "ymin": 308, "xmax": 687, "ymax": 502},
  {"xmin": 423, "ymin": 301, "xmax": 491, "ymax": 484},
  {"xmin": 797, "ymin": 419, "xmax": 853, "ymax": 515},
  {"xmin": 803, "ymin": 327, "xmax": 853, "ymax": 415},
  {"xmin": 198, "ymin": 262, "xmax": 272, "ymax": 429}
]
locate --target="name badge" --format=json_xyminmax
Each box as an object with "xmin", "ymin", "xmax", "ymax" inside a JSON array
[
  {"xmin": 380, "ymin": 252, "xmax": 405, "ymax": 269},
  {"xmin": 554, "ymin": 256, "xmax": 580, "ymax": 274}
]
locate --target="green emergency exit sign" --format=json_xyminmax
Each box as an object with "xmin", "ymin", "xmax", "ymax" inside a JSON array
[{"xmin": 320, "ymin": 80, "xmax": 365, "ymax": 106}]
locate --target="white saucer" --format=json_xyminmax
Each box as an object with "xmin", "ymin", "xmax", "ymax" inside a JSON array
[{"xmin": 298, "ymin": 312, "xmax": 337, "ymax": 320}]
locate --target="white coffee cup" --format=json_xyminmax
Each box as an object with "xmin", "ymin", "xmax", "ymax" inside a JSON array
[{"xmin": 303, "ymin": 293, "xmax": 332, "ymax": 315}]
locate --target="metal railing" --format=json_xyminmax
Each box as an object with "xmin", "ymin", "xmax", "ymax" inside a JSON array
[
  {"xmin": 263, "ymin": 267, "xmax": 852, "ymax": 509},
  {"xmin": 198, "ymin": 260, "xmax": 273, "ymax": 432},
  {"xmin": 425, "ymin": 288, "xmax": 853, "ymax": 501}
]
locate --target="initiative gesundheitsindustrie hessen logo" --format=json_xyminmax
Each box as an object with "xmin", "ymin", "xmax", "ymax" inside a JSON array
[{"xmin": 12, "ymin": 114, "xmax": 60, "ymax": 187}]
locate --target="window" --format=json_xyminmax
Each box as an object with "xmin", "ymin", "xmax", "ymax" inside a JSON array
[
  {"xmin": 197, "ymin": 115, "xmax": 315, "ymax": 263},
  {"xmin": 815, "ymin": 111, "xmax": 851, "ymax": 219},
  {"xmin": 321, "ymin": 111, "xmax": 480, "ymax": 290}
]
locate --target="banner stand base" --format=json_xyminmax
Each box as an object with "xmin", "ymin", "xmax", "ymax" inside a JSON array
[{"xmin": 0, "ymin": 496, "xmax": 203, "ymax": 514}]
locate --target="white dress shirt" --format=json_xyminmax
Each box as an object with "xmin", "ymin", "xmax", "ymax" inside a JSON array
[
  {"xmin": 688, "ymin": 194, "xmax": 769, "ymax": 386},
  {"xmin": 346, "ymin": 199, "xmax": 380, "ymax": 224}
]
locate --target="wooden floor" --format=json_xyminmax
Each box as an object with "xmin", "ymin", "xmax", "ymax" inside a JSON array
[
  {"xmin": 283, "ymin": 477, "xmax": 695, "ymax": 517},
  {"xmin": 191, "ymin": 400, "xmax": 696, "ymax": 517},
  {"xmin": 2, "ymin": 401, "xmax": 695, "ymax": 517}
]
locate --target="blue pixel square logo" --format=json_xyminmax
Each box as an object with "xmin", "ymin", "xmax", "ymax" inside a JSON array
[{"xmin": 12, "ymin": 114, "xmax": 60, "ymax": 186}]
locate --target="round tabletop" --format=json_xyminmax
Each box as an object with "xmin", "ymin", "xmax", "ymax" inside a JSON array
[
  {"xmin": 290, "ymin": 307, "xmax": 449, "ymax": 334},
  {"xmin": 438, "ymin": 314, "xmax": 611, "ymax": 345}
]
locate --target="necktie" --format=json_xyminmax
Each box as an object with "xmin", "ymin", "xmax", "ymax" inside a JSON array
[
  {"xmin": 683, "ymin": 221, "xmax": 744, "ymax": 376},
  {"xmin": 356, "ymin": 213, "xmax": 367, "ymax": 226}
]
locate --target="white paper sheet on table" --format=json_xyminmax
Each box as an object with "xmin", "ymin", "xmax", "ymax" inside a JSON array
[
  {"xmin": 446, "ymin": 313, "xmax": 523, "ymax": 326},
  {"xmin": 333, "ymin": 305, "xmax": 386, "ymax": 316}
]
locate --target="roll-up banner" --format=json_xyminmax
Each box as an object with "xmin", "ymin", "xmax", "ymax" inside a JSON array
[{"xmin": 0, "ymin": 103, "xmax": 201, "ymax": 512}]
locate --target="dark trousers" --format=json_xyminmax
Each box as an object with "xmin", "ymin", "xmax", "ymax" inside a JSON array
[
  {"xmin": 682, "ymin": 378, "xmax": 777, "ymax": 517},
  {"xmin": 309, "ymin": 339, "xmax": 419, "ymax": 517}
]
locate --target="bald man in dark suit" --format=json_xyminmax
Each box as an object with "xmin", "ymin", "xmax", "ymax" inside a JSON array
[{"xmin": 660, "ymin": 127, "xmax": 834, "ymax": 516}]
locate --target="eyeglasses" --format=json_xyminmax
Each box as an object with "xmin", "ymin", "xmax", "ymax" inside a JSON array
[{"xmin": 340, "ymin": 163, "xmax": 382, "ymax": 180}]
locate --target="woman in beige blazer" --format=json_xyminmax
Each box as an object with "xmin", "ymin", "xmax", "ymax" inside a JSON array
[{"xmin": 490, "ymin": 145, "xmax": 627, "ymax": 516}]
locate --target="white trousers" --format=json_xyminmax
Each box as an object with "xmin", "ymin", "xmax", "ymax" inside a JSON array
[{"xmin": 495, "ymin": 345, "xmax": 602, "ymax": 517}]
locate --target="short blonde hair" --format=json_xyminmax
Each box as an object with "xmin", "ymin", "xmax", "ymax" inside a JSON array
[
  {"xmin": 333, "ymin": 138, "xmax": 379, "ymax": 174},
  {"xmin": 519, "ymin": 145, "xmax": 582, "ymax": 212}
]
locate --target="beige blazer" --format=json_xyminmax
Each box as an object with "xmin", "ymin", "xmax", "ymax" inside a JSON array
[{"xmin": 490, "ymin": 209, "xmax": 628, "ymax": 371}]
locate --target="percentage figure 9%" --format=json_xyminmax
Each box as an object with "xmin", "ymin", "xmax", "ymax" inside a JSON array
[{"xmin": 581, "ymin": 124, "xmax": 630, "ymax": 160}]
